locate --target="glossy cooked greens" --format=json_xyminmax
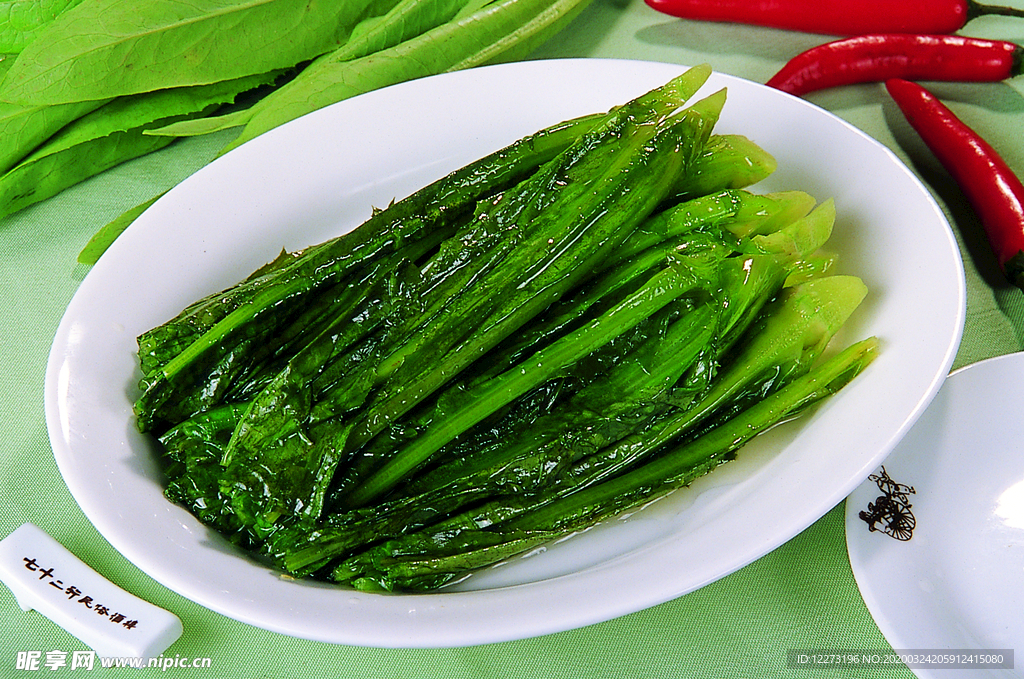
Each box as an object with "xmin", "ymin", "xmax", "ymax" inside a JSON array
[{"xmin": 136, "ymin": 67, "xmax": 877, "ymax": 591}]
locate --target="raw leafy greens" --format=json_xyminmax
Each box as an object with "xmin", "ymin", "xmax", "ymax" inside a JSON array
[
  {"xmin": 136, "ymin": 68, "xmax": 877, "ymax": 591},
  {"xmin": 0, "ymin": 0, "xmax": 596, "ymax": 260},
  {"xmin": 0, "ymin": 0, "xmax": 84, "ymax": 52}
]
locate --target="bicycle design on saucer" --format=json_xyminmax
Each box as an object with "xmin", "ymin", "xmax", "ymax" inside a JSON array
[{"xmin": 858, "ymin": 466, "xmax": 916, "ymax": 541}]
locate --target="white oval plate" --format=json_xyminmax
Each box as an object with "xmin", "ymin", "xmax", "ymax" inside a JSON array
[
  {"xmin": 46, "ymin": 58, "xmax": 965, "ymax": 648},
  {"xmin": 846, "ymin": 353, "xmax": 1024, "ymax": 679}
]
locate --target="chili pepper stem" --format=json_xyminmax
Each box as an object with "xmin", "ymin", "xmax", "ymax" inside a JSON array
[
  {"xmin": 968, "ymin": 0, "xmax": 1024, "ymax": 21},
  {"xmin": 1004, "ymin": 251, "xmax": 1024, "ymax": 290}
]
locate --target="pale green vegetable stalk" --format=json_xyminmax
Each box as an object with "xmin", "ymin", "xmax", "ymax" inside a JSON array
[
  {"xmin": 148, "ymin": 0, "xmax": 477, "ymax": 139},
  {"xmin": 218, "ymin": 0, "xmax": 596, "ymax": 154}
]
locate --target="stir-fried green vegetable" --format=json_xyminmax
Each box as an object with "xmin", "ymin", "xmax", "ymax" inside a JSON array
[{"xmin": 138, "ymin": 68, "xmax": 877, "ymax": 591}]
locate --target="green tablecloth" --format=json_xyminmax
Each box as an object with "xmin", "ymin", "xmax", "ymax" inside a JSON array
[{"xmin": 3, "ymin": 1, "xmax": 1023, "ymax": 676}]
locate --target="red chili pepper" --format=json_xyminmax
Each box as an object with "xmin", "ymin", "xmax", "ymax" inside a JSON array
[
  {"xmin": 767, "ymin": 35, "xmax": 1024, "ymax": 96},
  {"xmin": 643, "ymin": 0, "xmax": 1024, "ymax": 36},
  {"xmin": 886, "ymin": 78, "xmax": 1024, "ymax": 290}
]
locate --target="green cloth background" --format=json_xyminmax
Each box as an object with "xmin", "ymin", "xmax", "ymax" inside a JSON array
[{"xmin": 2, "ymin": 0, "xmax": 1023, "ymax": 676}]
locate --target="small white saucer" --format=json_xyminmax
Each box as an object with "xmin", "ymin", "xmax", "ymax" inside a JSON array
[{"xmin": 846, "ymin": 353, "xmax": 1024, "ymax": 678}]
